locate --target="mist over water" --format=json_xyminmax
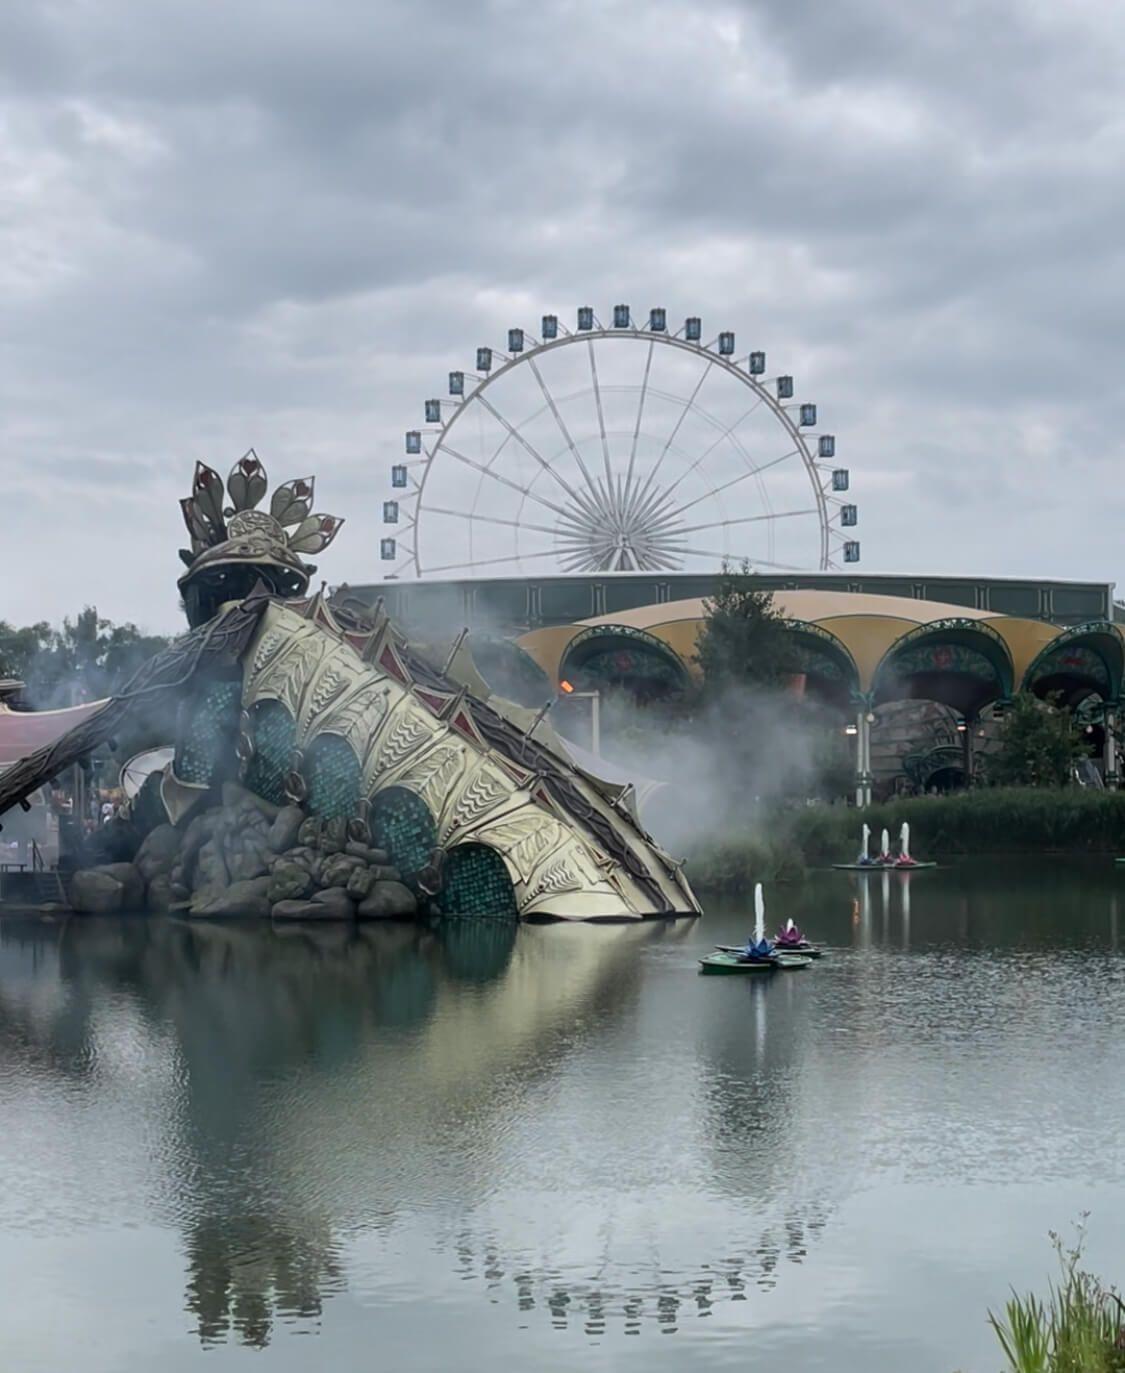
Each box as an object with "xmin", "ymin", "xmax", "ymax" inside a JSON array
[{"xmin": 587, "ymin": 685, "xmax": 847, "ymax": 853}]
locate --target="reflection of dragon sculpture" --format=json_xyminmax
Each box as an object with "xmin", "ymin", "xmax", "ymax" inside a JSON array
[{"xmin": 0, "ymin": 456, "xmax": 700, "ymax": 921}]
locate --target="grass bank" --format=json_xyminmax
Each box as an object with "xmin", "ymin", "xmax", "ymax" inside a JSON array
[{"xmin": 684, "ymin": 788, "xmax": 1125, "ymax": 891}]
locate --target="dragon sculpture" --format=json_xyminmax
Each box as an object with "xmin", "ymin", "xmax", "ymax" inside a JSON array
[{"xmin": 0, "ymin": 455, "xmax": 700, "ymax": 922}]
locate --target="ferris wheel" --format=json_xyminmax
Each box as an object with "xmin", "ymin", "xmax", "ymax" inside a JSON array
[{"xmin": 380, "ymin": 306, "xmax": 858, "ymax": 579}]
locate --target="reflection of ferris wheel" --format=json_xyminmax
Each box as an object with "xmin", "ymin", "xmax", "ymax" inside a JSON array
[{"xmin": 380, "ymin": 306, "xmax": 858, "ymax": 578}]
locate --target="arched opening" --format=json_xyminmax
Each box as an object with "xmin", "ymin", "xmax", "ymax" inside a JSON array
[
  {"xmin": 872, "ymin": 622, "xmax": 1013, "ymax": 793},
  {"xmin": 1023, "ymin": 623, "xmax": 1124, "ymax": 710},
  {"xmin": 245, "ymin": 699, "xmax": 297, "ymax": 807},
  {"xmin": 436, "ymin": 842, "xmax": 519, "ymax": 919},
  {"xmin": 558, "ymin": 624, "xmax": 691, "ymax": 706},
  {"xmin": 468, "ymin": 636, "xmax": 554, "ymax": 707},
  {"xmin": 785, "ymin": 622, "xmax": 860, "ymax": 717},
  {"xmin": 175, "ymin": 675, "xmax": 242, "ymax": 789},
  {"xmin": 370, "ymin": 787, "xmax": 436, "ymax": 888},
  {"xmin": 902, "ymin": 741, "xmax": 969, "ymax": 794},
  {"xmin": 303, "ymin": 733, "xmax": 362, "ymax": 821},
  {"xmin": 873, "ymin": 621, "xmax": 1013, "ymax": 718}
]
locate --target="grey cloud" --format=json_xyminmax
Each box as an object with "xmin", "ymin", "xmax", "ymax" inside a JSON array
[{"xmin": 2, "ymin": 0, "xmax": 1124, "ymax": 629}]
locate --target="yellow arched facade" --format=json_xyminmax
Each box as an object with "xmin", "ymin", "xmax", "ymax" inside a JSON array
[
  {"xmin": 517, "ymin": 590, "xmax": 1125, "ymax": 798},
  {"xmin": 516, "ymin": 590, "xmax": 1118, "ymax": 698}
]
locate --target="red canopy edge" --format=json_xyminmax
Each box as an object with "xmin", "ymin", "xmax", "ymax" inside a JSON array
[{"xmin": 0, "ymin": 702, "xmax": 108, "ymax": 767}]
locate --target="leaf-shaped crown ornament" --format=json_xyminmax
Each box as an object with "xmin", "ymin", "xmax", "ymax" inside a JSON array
[{"xmin": 177, "ymin": 451, "xmax": 344, "ymax": 594}]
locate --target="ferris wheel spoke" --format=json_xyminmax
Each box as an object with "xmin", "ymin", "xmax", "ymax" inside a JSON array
[
  {"xmin": 587, "ymin": 340, "xmax": 615, "ymax": 494},
  {"xmin": 675, "ymin": 509, "xmax": 817, "ymax": 537},
  {"xmin": 656, "ymin": 397, "xmax": 769, "ymax": 504},
  {"xmin": 424, "ymin": 546, "xmax": 577, "ymax": 576},
  {"xmin": 631, "ymin": 360, "xmax": 715, "ymax": 511},
  {"xmin": 472, "ymin": 393, "xmax": 604, "ymax": 523},
  {"xmin": 526, "ymin": 355, "xmax": 605, "ymax": 508},
  {"xmin": 624, "ymin": 340, "xmax": 655, "ymax": 501},
  {"xmin": 425, "ymin": 505, "xmax": 567, "ymax": 540},
  {"xmin": 439, "ymin": 442, "xmax": 585, "ymax": 524},
  {"xmin": 654, "ymin": 449, "xmax": 800, "ymax": 526},
  {"xmin": 674, "ymin": 544, "xmax": 806, "ymax": 571}
]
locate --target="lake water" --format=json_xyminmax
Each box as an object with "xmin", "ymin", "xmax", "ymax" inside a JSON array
[{"xmin": 2, "ymin": 858, "xmax": 1124, "ymax": 1372}]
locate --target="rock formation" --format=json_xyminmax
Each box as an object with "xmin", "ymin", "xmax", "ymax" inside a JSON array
[{"xmin": 70, "ymin": 783, "xmax": 416, "ymax": 922}]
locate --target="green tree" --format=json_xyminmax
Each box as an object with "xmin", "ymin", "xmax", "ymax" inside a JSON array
[
  {"xmin": 694, "ymin": 561, "xmax": 799, "ymax": 696},
  {"xmin": 0, "ymin": 608, "xmax": 170, "ymax": 709},
  {"xmin": 691, "ymin": 564, "xmax": 851, "ymax": 804},
  {"xmin": 987, "ymin": 691, "xmax": 1086, "ymax": 788}
]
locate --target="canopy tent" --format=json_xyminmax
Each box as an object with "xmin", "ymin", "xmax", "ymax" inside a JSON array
[{"xmin": 0, "ymin": 702, "xmax": 107, "ymax": 769}]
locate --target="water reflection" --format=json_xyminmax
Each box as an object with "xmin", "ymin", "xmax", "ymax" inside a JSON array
[
  {"xmin": 0, "ymin": 915, "xmax": 716, "ymax": 1345},
  {"xmin": 2, "ymin": 859, "xmax": 1125, "ymax": 1367}
]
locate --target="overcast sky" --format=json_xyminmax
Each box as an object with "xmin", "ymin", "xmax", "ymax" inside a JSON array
[{"xmin": 3, "ymin": 0, "xmax": 1124, "ymax": 632}]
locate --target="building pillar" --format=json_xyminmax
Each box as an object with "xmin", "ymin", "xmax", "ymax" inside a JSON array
[
  {"xmin": 1105, "ymin": 707, "xmax": 1118, "ymax": 789},
  {"xmin": 961, "ymin": 715, "xmax": 973, "ymax": 789},
  {"xmin": 854, "ymin": 709, "xmax": 872, "ymax": 808}
]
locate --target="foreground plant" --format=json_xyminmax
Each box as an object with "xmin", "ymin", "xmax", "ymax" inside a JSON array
[{"xmin": 988, "ymin": 1220, "xmax": 1125, "ymax": 1372}]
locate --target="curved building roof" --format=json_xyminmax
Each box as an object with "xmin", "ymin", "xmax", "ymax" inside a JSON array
[{"xmin": 517, "ymin": 590, "xmax": 1119, "ymax": 707}]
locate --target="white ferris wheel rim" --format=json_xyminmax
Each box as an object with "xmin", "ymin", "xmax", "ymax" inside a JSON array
[{"xmin": 385, "ymin": 315, "xmax": 855, "ymax": 579}]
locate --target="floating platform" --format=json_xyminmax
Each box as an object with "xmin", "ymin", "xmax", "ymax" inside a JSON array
[
  {"xmin": 698, "ymin": 951, "xmax": 813, "ymax": 974},
  {"xmin": 831, "ymin": 861, "xmax": 937, "ymax": 871},
  {"xmin": 715, "ymin": 942, "xmax": 825, "ymax": 959}
]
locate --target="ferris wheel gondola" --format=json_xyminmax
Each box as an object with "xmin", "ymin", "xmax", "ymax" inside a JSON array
[{"xmin": 381, "ymin": 306, "xmax": 858, "ymax": 579}]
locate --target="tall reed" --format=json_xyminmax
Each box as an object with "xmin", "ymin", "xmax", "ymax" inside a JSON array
[{"xmin": 988, "ymin": 1222, "xmax": 1125, "ymax": 1373}]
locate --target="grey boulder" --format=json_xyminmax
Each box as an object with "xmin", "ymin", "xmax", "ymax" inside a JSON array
[
  {"xmin": 321, "ymin": 853, "xmax": 365, "ymax": 889},
  {"xmin": 70, "ymin": 863, "xmax": 145, "ymax": 915},
  {"xmin": 272, "ymin": 886, "xmax": 354, "ymax": 922},
  {"xmin": 189, "ymin": 876, "xmax": 272, "ymax": 919},
  {"xmin": 221, "ymin": 781, "xmax": 280, "ymax": 821},
  {"xmin": 267, "ymin": 861, "xmax": 315, "ymax": 904},
  {"xmin": 268, "ymin": 806, "xmax": 305, "ymax": 854},
  {"xmin": 321, "ymin": 818, "xmax": 348, "ymax": 855},
  {"xmin": 356, "ymin": 881, "xmax": 417, "ymax": 920},
  {"xmin": 310, "ymin": 885, "xmax": 355, "ymax": 920},
  {"xmin": 345, "ymin": 841, "xmax": 391, "ymax": 865},
  {"xmin": 223, "ymin": 831, "xmax": 272, "ymax": 884},
  {"xmin": 345, "ymin": 865, "xmax": 375, "ymax": 901},
  {"xmin": 368, "ymin": 864, "xmax": 403, "ymax": 884},
  {"xmin": 134, "ymin": 824, "xmax": 182, "ymax": 882},
  {"xmin": 146, "ymin": 873, "xmax": 176, "ymax": 913}
]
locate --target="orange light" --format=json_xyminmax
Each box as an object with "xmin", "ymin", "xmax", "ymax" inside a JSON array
[{"xmin": 559, "ymin": 680, "xmax": 574, "ymax": 694}]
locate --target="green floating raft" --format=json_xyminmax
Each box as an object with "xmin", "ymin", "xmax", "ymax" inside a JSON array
[
  {"xmin": 715, "ymin": 942, "xmax": 825, "ymax": 960},
  {"xmin": 832, "ymin": 861, "xmax": 937, "ymax": 871},
  {"xmin": 698, "ymin": 951, "xmax": 813, "ymax": 975}
]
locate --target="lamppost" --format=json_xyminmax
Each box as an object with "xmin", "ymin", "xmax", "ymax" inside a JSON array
[
  {"xmin": 559, "ymin": 680, "xmax": 601, "ymax": 756},
  {"xmin": 847, "ymin": 706, "xmax": 875, "ymax": 807}
]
